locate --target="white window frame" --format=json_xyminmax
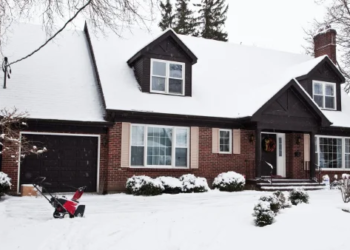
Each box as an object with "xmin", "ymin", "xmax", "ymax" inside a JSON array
[
  {"xmin": 315, "ymin": 135, "xmax": 350, "ymax": 170},
  {"xmin": 312, "ymin": 80, "xmax": 336, "ymax": 110},
  {"xmin": 219, "ymin": 129, "xmax": 232, "ymax": 154},
  {"xmin": 150, "ymin": 58, "xmax": 185, "ymax": 96},
  {"xmin": 129, "ymin": 124, "xmax": 189, "ymax": 169}
]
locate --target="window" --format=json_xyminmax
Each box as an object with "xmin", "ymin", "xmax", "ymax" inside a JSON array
[
  {"xmin": 130, "ymin": 124, "xmax": 189, "ymax": 168},
  {"xmin": 313, "ymin": 81, "xmax": 336, "ymax": 109},
  {"xmin": 151, "ymin": 59, "xmax": 185, "ymax": 95},
  {"xmin": 219, "ymin": 129, "xmax": 232, "ymax": 153},
  {"xmin": 316, "ymin": 136, "xmax": 350, "ymax": 169}
]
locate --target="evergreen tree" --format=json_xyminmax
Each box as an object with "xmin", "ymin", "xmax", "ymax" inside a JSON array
[
  {"xmin": 159, "ymin": 0, "xmax": 174, "ymax": 31},
  {"xmin": 173, "ymin": 0, "xmax": 198, "ymax": 35},
  {"xmin": 197, "ymin": 0, "xmax": 228, "ymax": 41}
]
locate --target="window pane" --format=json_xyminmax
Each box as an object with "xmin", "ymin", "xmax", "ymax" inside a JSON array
[
  {"xmin": 278, "ymin": 137, "xmax": 282, "ymax": 157},
  {"xmin": 152, "ymin": 77, "xmax": 165, "ymax": 92},
  {"xmin": 176, "ymin": 128, "xmax": 187, "ymax": 147},
  {"xmin": 169, "ymin": 79, "xmax": 183, "ymax": 94},
  {"xmin": 131, "ymin": 126, "xmax": 144, "ymax": 146},
  {"xmin": 169, "ymin": 64, "xmax": 183, "ymax": 78},
  {"xmin": 318, "ymin": 137, "xmax": 342, "ymax": 168},
  {"xmin": 346, "ymin": 139, "xmax": 350, "ymax": 153},
  {"xmin": 152, "ymin": 61, "xmax": 166, "ymax": 76},
  {"xmin": 314, "ymin": 83, "xmax": 323, "ymax": 95},
  {"xmin": 131, "ymin": 146, "xmax": 144, "ymax": 166},
  {"xmin": 325, "ymin": 96, "xmax": 335, "ymax": 109},
  {"xmin": 175, "ymin": 148, "xmax": 187, "ymax": 167},
  {"xmin": 314, "ymin": 95, "xmax": 323, "ymax": 108},
  {"xmin": 147, "ymin": 127, "xmax": 172, "ymax": 166},
  {"xmin": 325, "ymin": 85, "xmax": 334, "ymax": 96},
  {"xmin": 219, "ymin": 130, "xmax": 231, "ymax": 152}
]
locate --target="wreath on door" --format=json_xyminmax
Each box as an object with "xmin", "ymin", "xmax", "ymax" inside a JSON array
[{"xmin": 262, "ymin": 137, "xmax": 276, "ymax": 152}]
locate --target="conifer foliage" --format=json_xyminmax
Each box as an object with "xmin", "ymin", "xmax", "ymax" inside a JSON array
[
  {"xmin": 196, "ymin": 0, "xmax": 229, "ymax": 41},
  {"xmin": 159, "ymin": 0, "xmax": 174, "ymax": 31},
  {"xmin": 173, "ymin": 0, "xmax": 198, "ymax": 35}
]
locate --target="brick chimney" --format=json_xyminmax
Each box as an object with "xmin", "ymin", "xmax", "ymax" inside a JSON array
[{"xmin": 313, "ymin": 27, "xmax": 337, "ymax": 64}]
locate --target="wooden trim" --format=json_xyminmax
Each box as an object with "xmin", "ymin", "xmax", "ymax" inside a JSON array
[
  {"xmin": 212, "ymin": 128, "xmax": 219, "ymax": 153},
  {"xmin": 233, "ymin": 129, "xmax": 241, "ymax": 154},
  {"xmin": 121, "ymin": 122, "xmax": 131, "ymax": 168},
  {"xmin": 304, "ymin": 134, "xmax": 310, "ymax": 161},
  {"xmin": 190, "ymin": 127, "xmax": 199, "ymax": 169}
]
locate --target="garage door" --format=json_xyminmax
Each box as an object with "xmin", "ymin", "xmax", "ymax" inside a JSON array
[{"xmin": 20, "ymin": 134, "xmax": 99, "ymax": 192}]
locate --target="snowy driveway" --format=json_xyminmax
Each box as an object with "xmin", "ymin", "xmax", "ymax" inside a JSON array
[{"xmin": 1, "ymin": 190, "xmax": 349, "ymax": 250}]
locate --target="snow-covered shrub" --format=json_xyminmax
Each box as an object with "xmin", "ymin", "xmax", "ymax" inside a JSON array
[
  {"xmin": 259, "ymin": 194, "xmax": 280, "ymax": 214},
  {"xmin": 289, "ymin": 188, "xmax": 309, "ymax": 205},
  {"xmin": 156, "ymin": 176, "xmax": 183, "ymax": 194},
  {"xmin": 253, "ymin": 201, "xmax": 275, "ymax": 227},
  {"xmin": 126, "ymin": 175, "xmax": 164, "ymax": 196},
  {"xmin": 180, "ymin": 174, "xmax": 209, "ymax": 193},
  {"xmin": 273, "ymin": 191, "xmax": 291, "ymax": 209},
  {"xmin": 0, "ymin": 172, "xmax": 12, "ymax": 198},
  {"xmin": 212, "ymin": 171, "xmax": 245, "ymax": 192}
]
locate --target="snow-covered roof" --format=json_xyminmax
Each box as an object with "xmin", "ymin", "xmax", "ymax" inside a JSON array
[
  {"xmin": 0, "ymin": 23, "xmax": 105, "ymax": 122},
  {"xmin": 88, "ymin": 25, "xmax": 336, "ymax": 119}
]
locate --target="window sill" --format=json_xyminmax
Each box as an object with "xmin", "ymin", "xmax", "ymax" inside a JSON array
[
  {"xmin": 320, "ymin": 168, "xmax": 350, "ymax": 171},
  {"xmin": 129, "ymin": 166, "xmax": 189, "ymax": 170},
  {"xmin": 218, "ymin": 152, "xmax": 232, "ymax": 154}
]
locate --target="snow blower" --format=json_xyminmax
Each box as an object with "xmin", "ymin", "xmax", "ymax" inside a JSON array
[{"xmin": 33, "ymin": 176, "xmax": 86, "ymax": 219}]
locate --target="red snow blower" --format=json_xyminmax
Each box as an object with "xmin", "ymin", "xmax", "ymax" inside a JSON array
[{"xmin": 33, "ymin": 177, "xmax": 86, "ymax": 219}]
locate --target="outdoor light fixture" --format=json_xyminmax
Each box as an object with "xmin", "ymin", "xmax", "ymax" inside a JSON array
[
  {"xmin": 296, "ymin": 136, "xmax": 301, "ymax": 145},
  {"xmin": 249, "ymin": 134, "xmax": 254, "ymax": 143}
]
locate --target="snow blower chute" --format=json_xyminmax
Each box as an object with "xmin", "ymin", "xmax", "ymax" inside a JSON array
[{"xmin": 33, "ymin": 177, "xmax": 86, "ymax": 218}]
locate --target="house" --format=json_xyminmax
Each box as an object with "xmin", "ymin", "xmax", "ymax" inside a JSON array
[{"xmin": 1, "ymin": 23, "xmax": 350, "ymax": 193}]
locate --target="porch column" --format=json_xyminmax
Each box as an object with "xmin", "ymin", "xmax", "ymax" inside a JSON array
[
  {"xmin": 310, "ymin": 132, "xmax": 316, "ymax": 179},
  {"xmin": 255, "ymin": 128, "xmax": 261, "ymax": 178}
]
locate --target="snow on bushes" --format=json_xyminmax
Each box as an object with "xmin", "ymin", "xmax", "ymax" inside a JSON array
[
  {"xmin": 253, "ymin": 201, "xmax": 275, "ymax": 227},
  {"xmin": 180, "ymin": 174, "xmax": 209, "ymax": 193},
  {"xmin": 259, "ymin": 194, "xmax": 280, "ymax": 214},
  {"xmin": 289, "ymin": 188, "xmax": 309, "ymax": 205},
  {"xmin": 273, "ymin": 191, "xmax": 291, "ymax": 209},
  {"xmin": 0, "ymin": 172, "xmax": 12, "ymax": 198},
  {"xmin": 126, "ymin": 176, "xmax": 164, "ymax": 196},
  {"xmin": 156, "ymin": 176, "xmax": 183, "ymax": 194},
  {"xmin": 212, "ymin": 171, "xmax": 245, "ymax": 192}
]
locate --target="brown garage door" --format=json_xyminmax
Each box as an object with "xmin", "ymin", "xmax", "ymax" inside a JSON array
[{"xmin": 20, "ymin": 134, "xmax": 98, "ymax": 192}]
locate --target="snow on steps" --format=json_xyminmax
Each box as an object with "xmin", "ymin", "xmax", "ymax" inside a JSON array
[{"xmin": 256, "ymin": 179, "xmax": 325, "ymax": 191}]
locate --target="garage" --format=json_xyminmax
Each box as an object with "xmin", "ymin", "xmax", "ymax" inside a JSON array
[{"xmin": 20, "ymin": 133, "xmax": 99, "ymax": 192}]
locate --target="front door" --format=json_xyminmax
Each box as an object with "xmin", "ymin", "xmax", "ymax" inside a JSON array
[
  {"xmin": 260, "ymin": 133, "xmax": 286, "ymax": 177},
  {"xmin": 261, "ymin": 134, "xmax": 277, "ymax": 176}
]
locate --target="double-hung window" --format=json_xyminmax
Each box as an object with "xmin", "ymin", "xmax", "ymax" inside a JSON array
[
  {"xmin": 151, "ymin": 59, "xmax": 185, "ymax": 95},
  {"xmin": 313, "ymin": 81, "xmax": 336, "ymax": 110},
  {"xmin": 130, "ymin": 124, "xmax": 189, "ymax": 168},
  {"xmin": 316, "ymin": 136, "xmax": 350, "ymax": 169},
  {"xmin": 219, "ymin": 129, "xmax": 232, "ymax": 153}
]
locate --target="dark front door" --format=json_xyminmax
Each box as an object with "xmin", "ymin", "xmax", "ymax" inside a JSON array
[
  {"xmin": 20, "ymin": 134, "xmax": 98, "ymax": 192},
  {"xmin": 261, "ymin": 133, "xmax": 277, "ymax": 176}
]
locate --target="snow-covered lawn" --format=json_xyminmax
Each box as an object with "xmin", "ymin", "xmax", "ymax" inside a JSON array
[{"xmin": 1, "ymin": 190, "xmax": 349, "ymax": 250}]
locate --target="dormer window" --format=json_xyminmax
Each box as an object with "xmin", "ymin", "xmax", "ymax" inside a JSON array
[
  {"xmin": 313, "ymin": 81, "xmax": 336, "ymax": 110},
  {"xmin": 151, "ymin": 59, "xmax": 185, "ymax": 95}
]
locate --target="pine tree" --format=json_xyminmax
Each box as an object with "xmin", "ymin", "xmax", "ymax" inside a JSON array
[
  {"xmin": 197, "ymin": 0, "xmax": 229, "ymax": 41},
  {"xmin": 173, "ymin": 0, "xmax": 198, "ymax": 35},
  {"xmin": 159, "ymin": 0, "xmax": 174, "ymax": 31}
]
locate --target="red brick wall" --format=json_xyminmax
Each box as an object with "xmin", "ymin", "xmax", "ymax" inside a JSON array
[
  {"xmin": 107, "ymin": 124, "xmax": 256, "ymax": 192},
  {"xmin": 286, "ymin": 133, "xmax": 310, "ymax": 179}
]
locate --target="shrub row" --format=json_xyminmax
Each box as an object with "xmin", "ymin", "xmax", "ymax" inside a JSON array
[
  {"xmin": 253, "ymin": 188, "xmax": 309, "ymax": 227},
  {"xmin": 0, "ymin": 172, "xmax": 12, "ymax": 198},
  {"xmin": 126, "ymin": 171, "xmax": 246, "ymax": 196},
  {"xmin": 126, "ymin": 174, "xmax": 210, "ymax": 196}
]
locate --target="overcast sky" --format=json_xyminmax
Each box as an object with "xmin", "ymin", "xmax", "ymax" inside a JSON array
[{"xmin": 225, "ymin": 0, "xmax": 328, "ymax": 54}]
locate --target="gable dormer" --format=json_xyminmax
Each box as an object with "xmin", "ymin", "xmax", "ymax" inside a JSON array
[
  {"xmin": 127, "ymin": 29, "xmax": 197, "ymax": 96},
  {"xmin": 296, "ymin": 56, "xmax": 345, "ymax": 111}
]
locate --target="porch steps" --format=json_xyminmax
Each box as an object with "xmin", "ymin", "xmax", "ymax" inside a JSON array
[{"xmin": 255, "ymin": 179, "xmax": 325, "ymax": 191}]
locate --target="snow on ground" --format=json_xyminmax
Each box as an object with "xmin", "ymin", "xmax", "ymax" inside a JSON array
[{"xmin": 1, "ymin": 190, "xmax": 349, "ymax": 250}]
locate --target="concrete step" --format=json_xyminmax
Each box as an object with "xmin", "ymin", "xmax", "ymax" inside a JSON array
[
  {"xmin": 257, "ymin": 182, "xmax": 323, "ymax": 187},
  {"xmin": 260, "ymin": 185, "xmax": 325, "ymax": 191}
]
